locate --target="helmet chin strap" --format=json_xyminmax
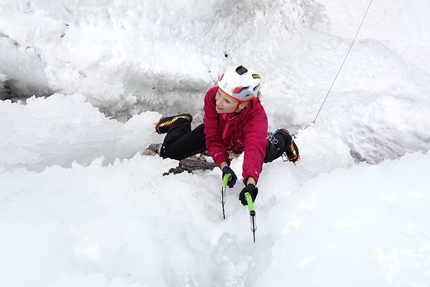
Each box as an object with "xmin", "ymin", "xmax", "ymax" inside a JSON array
[
  {"xmin": 234, "ymin": 101, "xmax": 248, "ymax": 113},
  {"xmin": 233, "ymin": 102, "xmax": 241, "ymax": 113}
]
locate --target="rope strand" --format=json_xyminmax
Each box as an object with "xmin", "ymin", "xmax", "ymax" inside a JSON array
[{"xmin": 293, "ymin": 0, "xmax": 373, "ymax": 137}]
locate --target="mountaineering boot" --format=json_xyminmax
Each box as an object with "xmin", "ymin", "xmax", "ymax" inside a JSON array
[
  {"xmin": 155, "ymin": 113, "xmax": 193, "ymax": 134},
  {"xmin": 268, "ymin": 128, "xmax": 300, "ymax": 163},
  {"xmin": 279, "ymin": 128, "xmax": 300, "ymax": 163}
]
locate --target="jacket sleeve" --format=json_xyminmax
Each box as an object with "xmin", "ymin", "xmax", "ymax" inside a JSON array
[
  {"xmin": 203, "ymin": 87, "xmax": 231, "ymax": 167},
  {"xmin": 242, "ymin": 102, "xmax": 268, "ymax": 185}
]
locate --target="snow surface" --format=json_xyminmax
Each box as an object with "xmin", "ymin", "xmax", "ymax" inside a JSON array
[{"xmin": 1, "ymin": 0, "xmax": 430, "ymax": 286}]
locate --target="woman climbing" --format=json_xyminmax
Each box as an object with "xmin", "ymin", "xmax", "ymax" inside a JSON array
[{"xmin": 152, "ymin": 65, "xmax": 300, "ymax": 205}]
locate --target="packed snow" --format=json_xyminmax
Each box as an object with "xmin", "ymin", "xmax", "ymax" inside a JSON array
[{"xmin": 1, "ymin": 0, "xmax": 429, "ymax": 286}]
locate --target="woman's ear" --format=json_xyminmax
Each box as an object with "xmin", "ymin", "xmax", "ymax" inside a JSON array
[{"xmin": 238, "ymin": 102, "xmax": 248, "ymax": 110}]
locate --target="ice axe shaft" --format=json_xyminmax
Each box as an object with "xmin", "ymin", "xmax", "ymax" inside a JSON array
[
  {"xmin": 244, "ymin": 192, "xmax": 257, "ymax": 243},
  {"xmin": 220, "ymin": 173, "xmax": 231, "ymax": 219}
]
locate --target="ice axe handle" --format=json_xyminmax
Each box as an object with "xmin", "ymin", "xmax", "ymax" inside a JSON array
[
  {"xmin": 222, "ymin": 173, "xmax": 231, "ymax": 189},
  {"xmin": 244, "ymin": 192, "xmax": 255, "ymax": 213}
]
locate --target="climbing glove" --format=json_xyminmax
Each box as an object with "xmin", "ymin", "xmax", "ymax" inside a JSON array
[
  {"xmin": 222, "ymin": 166, "xmax": 237, "ymax": 188},
  {"xmin": 239, "ymin": 184, "xmax": 258, "ymax": 206}
]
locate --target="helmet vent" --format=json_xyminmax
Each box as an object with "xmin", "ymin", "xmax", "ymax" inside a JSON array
[
  {"xmin": 235, "ymin": 65, "xmax": 248, "ymax": 75},
  {"xmin": 233, "ymin": 86, "xmax": 250, "ymax": 94}
]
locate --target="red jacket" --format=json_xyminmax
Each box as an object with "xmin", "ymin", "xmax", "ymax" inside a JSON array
[{"xmin": 203, "ymin": 86, "xmax": 268, "ymax": 184}]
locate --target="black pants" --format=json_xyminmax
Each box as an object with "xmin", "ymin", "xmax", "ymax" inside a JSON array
[{"xmin": 160, "ymin": 119, "xmax": 286, "ymax": 163}]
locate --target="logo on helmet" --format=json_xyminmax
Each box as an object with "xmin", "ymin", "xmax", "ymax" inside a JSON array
[{"xmin": 252, "ymin": 74, "xmax": 261, "ymax": 79}]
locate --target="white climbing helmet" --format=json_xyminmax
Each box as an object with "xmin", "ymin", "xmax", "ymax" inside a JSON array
[{"xmin": 217, "ymin": 65, "xmax": 261, "ymax": 102}]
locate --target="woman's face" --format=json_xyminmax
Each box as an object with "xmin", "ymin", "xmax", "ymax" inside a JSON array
[{"xmin": 215, "ymin": 89, "xmax": 245, "ymax": 113}]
